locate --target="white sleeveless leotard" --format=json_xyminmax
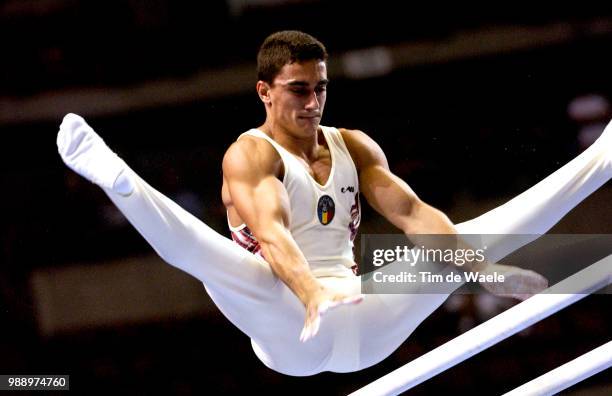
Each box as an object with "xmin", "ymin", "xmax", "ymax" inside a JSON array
[{"xmin": 228, "ymin": 126, "xmax": 361, "ymax": 277}]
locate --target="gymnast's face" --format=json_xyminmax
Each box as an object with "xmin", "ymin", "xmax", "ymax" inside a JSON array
[{"xmin": 258, "ymin": 59, "xmax": 328, "ymax": 137}]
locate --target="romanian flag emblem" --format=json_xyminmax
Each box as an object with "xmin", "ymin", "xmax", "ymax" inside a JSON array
[{"xmin": 317, "ymin": 195, "xmax": 335, "ymax": 225}]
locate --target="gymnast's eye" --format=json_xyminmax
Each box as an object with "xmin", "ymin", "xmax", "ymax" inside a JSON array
[{"xmin": 291, "ymin": 88, "xmax": 309, "ymax": 96}]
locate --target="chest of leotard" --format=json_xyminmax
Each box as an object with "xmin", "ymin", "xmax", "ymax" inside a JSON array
[{"xmin": 230, "ymin": 126, "xmax": 361, "ymax": 277}]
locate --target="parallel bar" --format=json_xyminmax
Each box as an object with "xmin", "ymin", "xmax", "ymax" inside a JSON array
[
  {"xmin": 350, "ymin": 255, "xmax": 612, "ymax": 396},
  {"xmin": 503, "ymin": 340, "xmax": 612, "ymax": 396}
]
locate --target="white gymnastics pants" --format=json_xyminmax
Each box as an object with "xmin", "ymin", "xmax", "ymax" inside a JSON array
[{"xmin": 102, "ymin": 132, "xmax": 610, "ymax": 376}]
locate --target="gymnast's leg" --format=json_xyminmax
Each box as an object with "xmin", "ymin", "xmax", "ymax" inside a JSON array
[
  {"xmin": 56, "ymin": 113, "xmax": 332, "ymax": 375},
  {"xmin": 56, "ymin": 114, "xmax": 280, "ymax": 301},
  {"xmin": 455, "ymin": 119, "xmax": 612, "ymax": 261}
]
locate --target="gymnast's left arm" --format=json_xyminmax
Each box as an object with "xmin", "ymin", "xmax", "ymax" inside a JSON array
[
  {"xmin": 341, "ymin": 128, "xmax": 548, "ymax": 299},
  {"xmin": 340, "ymin": 128, "xmax": 464, "ymax": 245}
]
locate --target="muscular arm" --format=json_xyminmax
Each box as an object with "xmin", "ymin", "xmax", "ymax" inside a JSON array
[
  {"xmin": 222, "ymin": 138, "xmax": 322, "ymax": 304},
  {"xmin": 222, "ymin": 137, "xmax": 362, "ymax": 340},
  {"xmin": 342, "ymin": 129, "xmax": 458, "ymax": 236},
  {"xmin": 342, "ymin": 129, "xmax": 485, "ymax": 270},
  {"xmin": 342, "ymin": 129, "xmax": 548, "ymax": 298}
]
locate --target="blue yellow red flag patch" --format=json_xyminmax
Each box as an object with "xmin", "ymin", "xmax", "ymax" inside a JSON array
[{"xmin": 317, "ymin": 195, "xmax": 335, "ymax": 225}]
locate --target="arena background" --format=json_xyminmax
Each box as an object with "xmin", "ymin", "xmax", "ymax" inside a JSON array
[{"xmin": 1, "ymin": 2, "xmax": 611, "ymax": 394}]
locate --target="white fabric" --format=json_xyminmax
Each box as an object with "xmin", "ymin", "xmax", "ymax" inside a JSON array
[
  {"xmin": 57, "ymin": 113, "xmax": 128, "ymax": 192},
  {"xmin": 235, "ymin": 127, "xmax": 361, "ymax": 277},
  {"xmin": 58, "ymin": 115, "xmax": 612, "ymax": 376}
]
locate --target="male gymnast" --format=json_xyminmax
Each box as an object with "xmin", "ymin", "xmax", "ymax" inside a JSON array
[{"xmin": 57, "ymin": 31, "xmax": 612, "ymax": 375}]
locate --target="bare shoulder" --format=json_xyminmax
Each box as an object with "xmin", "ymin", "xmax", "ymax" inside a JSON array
[
  {"xmin": 338, "ymin": 128, "xmax": 388, "ymax": 170},
  {"xmin": 222, "ymin": 135, "xmax": 283, "ymax": 179}
]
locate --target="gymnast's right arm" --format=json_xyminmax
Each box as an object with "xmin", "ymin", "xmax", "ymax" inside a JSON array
[
  {"xmin": 222, "ymin": 137, "xmax": 360, "ymax": 341},
  {"xmin": 222, "ymin": 137, "xmax": 321, "ymax": 301}
]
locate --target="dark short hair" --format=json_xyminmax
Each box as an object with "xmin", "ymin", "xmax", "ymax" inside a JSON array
[{"xmin": 257, "ymin": 30, "xmax": 328, "ymax": 83}]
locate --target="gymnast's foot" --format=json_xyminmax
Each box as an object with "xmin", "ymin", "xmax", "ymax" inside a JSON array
[
  {"xmin": 57, "ymin": 113, "xmax": 133, "ymax": 196},
  {"xmin": 479, "ymin": 263, "xmax": 548, "ymax": 301}
]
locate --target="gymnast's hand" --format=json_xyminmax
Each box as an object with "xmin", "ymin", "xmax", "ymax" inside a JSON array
[
  {"xmin": 300, "ymin": 289, "xmax": 364, "ymax": 342},
  {"xmin": 478, "ymin": 263, "xmax": 549, "ymax": 301}
]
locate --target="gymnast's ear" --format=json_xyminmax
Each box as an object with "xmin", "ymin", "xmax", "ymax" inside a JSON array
[{"xmin": 257, "ymin": 81, "xmax": 272, "ymax": 104}]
